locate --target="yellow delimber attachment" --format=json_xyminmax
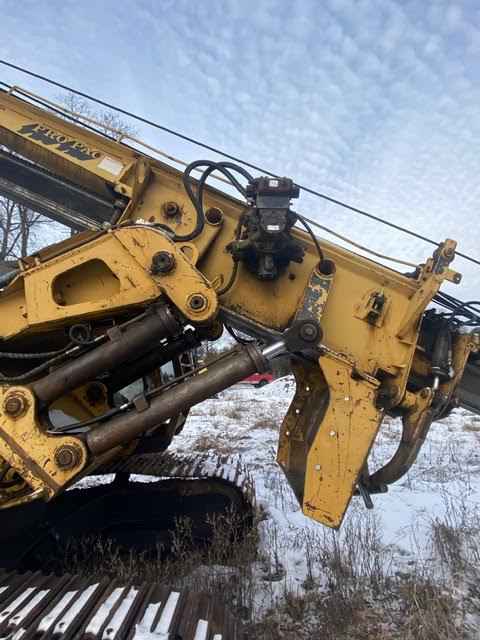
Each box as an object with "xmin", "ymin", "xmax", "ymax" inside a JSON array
[{"xmin": 278, "ymin": 356, "xmax": 382, "ymax": 528}]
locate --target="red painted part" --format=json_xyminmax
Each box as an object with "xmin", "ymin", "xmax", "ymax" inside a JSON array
[{"xmin": 242, "ymin": 372, "xmax": 274, "ymax": 385}]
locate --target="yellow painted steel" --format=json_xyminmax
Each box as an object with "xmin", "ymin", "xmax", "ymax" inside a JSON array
[
  {"xmin": 0, "ymin": 387, "xmax": 87, "ymax": 506},
  {"xmin": 302, "ymin": 356, "xmax": 382, "ymax": 527},
  {"xmin": 1, "ymin": 227, "xmax": 218, "ymax": 337},
  {"xmin": 0, "ymin": 87, "xmax": 473, "ymax": 526}
]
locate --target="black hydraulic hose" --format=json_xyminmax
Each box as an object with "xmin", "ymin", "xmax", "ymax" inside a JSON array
[
  {"xmin": 177, "ymin": 160, "xmax": 251, "ymax": 242},
  {"xmin": 0, "ymin": 344, "xmax": 74, "ymax": 359}
]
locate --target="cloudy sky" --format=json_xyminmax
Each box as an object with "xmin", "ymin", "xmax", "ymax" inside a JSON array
[{"xmin": 1, "ymin": 0, "xmax": 479, "ymax": 295}]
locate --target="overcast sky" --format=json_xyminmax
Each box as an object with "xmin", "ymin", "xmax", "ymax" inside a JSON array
[{"xmin": 1, "ymin": 0, "xmax": 479, "ymax": 296}]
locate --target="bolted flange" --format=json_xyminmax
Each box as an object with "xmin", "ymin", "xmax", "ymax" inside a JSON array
[
  {"xmin": 283, "ymin": 320, "xmax": 323, "ymax": 352},
  {"xmin": 54, "ymin": 444, "xmax": 82, "ymax": 470},
  {"xmin": 299, "ymin": 322, "xmax": 320, "ymax": 343},
  {"xmin": 205, "ymin": 207, "xmax": 224, "ymax": 225}
]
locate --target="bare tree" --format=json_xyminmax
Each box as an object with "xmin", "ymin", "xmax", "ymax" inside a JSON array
[
  {"xmin": 58, "ymin": 92, "xmax": 137, "ymax": 141},
  {"xmin": 0, "ymin": 198, "xmax": 48, "ymax": 260}
]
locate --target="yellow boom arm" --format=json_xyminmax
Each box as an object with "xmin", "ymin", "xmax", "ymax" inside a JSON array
[{"xmin": 0, "ymin": 87, "xmax": 476, "ymax": 528}]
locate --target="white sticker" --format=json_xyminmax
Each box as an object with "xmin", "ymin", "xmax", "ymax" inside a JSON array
[
  {"xmin": 267, "ymin": 225, "xmax": 280, "ymax": 231},
  {"xmin": 268, "ymin": 179, "xmax": 279, "ymax": 187},
  {"xmin": 98, "ymin": 156, "xmax": 124, "ymax": 176}
]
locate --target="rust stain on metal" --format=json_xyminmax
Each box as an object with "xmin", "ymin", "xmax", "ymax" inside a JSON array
[{"xmin": 0, "ymin": 426, "xmax": 60, "ymax": 492}]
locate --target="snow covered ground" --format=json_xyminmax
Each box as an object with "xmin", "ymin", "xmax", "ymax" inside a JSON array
[
  {"xmin": 69, "ymin": 375, "xmax": 480, "ymax": 635},
  {"xmin": 170, "ymin": 376, "xmax": 480, "ymax": 617}
]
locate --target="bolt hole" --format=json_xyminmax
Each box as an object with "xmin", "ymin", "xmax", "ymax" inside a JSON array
[
  {"xmin": 317, "ymin": 259, "xmax": 335, "ymax": 276},
  {"xmin": 163, "ymin": 201, "xmax": 180, "ymax": 218},
  {"xmin": 205, "ymin": 207, "xmax": 223, "ymax": 225},
  {"xmin": 180, "ymin": 245, "xmax": 194, "ymax": 260}
]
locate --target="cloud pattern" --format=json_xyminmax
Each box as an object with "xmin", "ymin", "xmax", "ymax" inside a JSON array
[{"xmin": 1, "ymin": 0, "xmax": 479, "ymax": 295}]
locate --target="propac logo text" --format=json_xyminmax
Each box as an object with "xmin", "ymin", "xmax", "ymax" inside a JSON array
[{"xmin": 17, "ymin": 124, "xmax": 102, "ymax": 162}]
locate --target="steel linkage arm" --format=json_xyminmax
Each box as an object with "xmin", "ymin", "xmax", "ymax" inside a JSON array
[{"xmin": 366, "ymin": 332, "xmax": 476, "ymax": 490}]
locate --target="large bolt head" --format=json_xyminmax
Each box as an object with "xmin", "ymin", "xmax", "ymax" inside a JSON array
[
  {"xmin": 299, "ymin": 322, "xmax": 320, "ymax": 343},
  {"xmin": 4, "ymin": 394, "xmax": 27, "ymax": 418},
  {"xmin": 54, "ymin": 444, "xmax": 82, "ymax": 470},
  {"xmin": 151, "ymin": 251, "xmax": 176, "ymax": 275},
  {"xmin": 188, "ymin": 293, "xmax": 208, "ymax": 313},
  {"xmin": 162, "ymin": 201, "xmax": 180, "ymax": 218}
]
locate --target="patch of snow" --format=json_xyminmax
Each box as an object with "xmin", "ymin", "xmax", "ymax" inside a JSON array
[
  {"xmin": 53, "ymin": 584, "xmax": 98, "ymax": 635},
  {"xmin": 102, "ymin": 587, "xmax": 138, "ymax": 639},
  {"xmin": 173, "ymin": 376, "xmax": 480, "ymax": 607},
  {"xmin": 85, "ymin": 588, "xmax": 124, "ymax": 637},
  {"xmin": 69, "ymin": 374, "xmax": 480, "ymax": 626},
  {"xmin": 152, "ymin": 591, "xmax": 179, "ymax": 637}
]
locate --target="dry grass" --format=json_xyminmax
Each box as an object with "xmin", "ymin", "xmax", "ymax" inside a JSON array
[
  {"xmin": 250, "ymin": 501, "xmax": 480, "ymax": 639},
  {"xmin": 252, "ymin": 568, "xmax": 462, "ymax": 639},
  {"xmin": 252, "ymin": 416, "xmax": 277, "ymax": 430},
  {"xmin": 251, "ymin": 569, "xmax": 462, "ymax": 639},
  {"xmin": 394, "ymin": 576, "xmax": 460, "ymax": 640},
  {"xmin": 224, "ymin": 405, "xmax": 245, "ymax": 421},
  {"xmin": 192, "ymin": 433, "xmax": 235, "ymax": 454},
  {"xmin": 430, "ymin": 494, "xmax": 480, "ymax": 574},
  {"xmin": 56, "ymin": 497, "xmax": 480, "ymax": 639},
  {"xmin": 55, "ymin": 426, "xmax": 480, "ymax": 640},
  {"xmin": 63, "ymin": 511, "xmax": 260, "ymax": 619}
]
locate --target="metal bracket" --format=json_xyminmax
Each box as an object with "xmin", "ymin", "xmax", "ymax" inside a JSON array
[
  {"xmin": 397, "ymin": 239, "xmax": 459, "ymax": 340},
  {"xmin": 357, "ymin": 482, "xmax": 374, "ymax": 509},
  {"xmin": 278, "ymin": 355, "xmax": 382, "ymax": 528},
  {"xmin": 354, "ymin": 289, "xmax": 389, "ymax": 327},
  {"xmin": 133, "ymin": 394, "xmax": 149, "ymax": 413},
  {"xmin": 294, "ymin": 263, "xmax": 334, "ymax": 324},
  {"xmin": 0, "ymin": 387, "xmax": 88, "ymax": 507}
]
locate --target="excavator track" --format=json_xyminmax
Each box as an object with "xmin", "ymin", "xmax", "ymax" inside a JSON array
[
  {"xmin": 54, "ymin": 451, "xmax": 257, "ymax": 558},
  {"xmin": 95, "ymin": 450, "xmax": 256, "ymax": 508},
  {"xmin": 97, "ymin": 450, "xmax": 255, "ymax": 491},
  {"xmin": 0, "ymin": 452, "xmax": 255, "ymax": 639},
  {"xmin": 1, "ymin": 452, "xmax": 255, "ymax": 569},
  {"xmin": 0, "ymin": 569, "xmax": 242, "ymax": 639}
]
